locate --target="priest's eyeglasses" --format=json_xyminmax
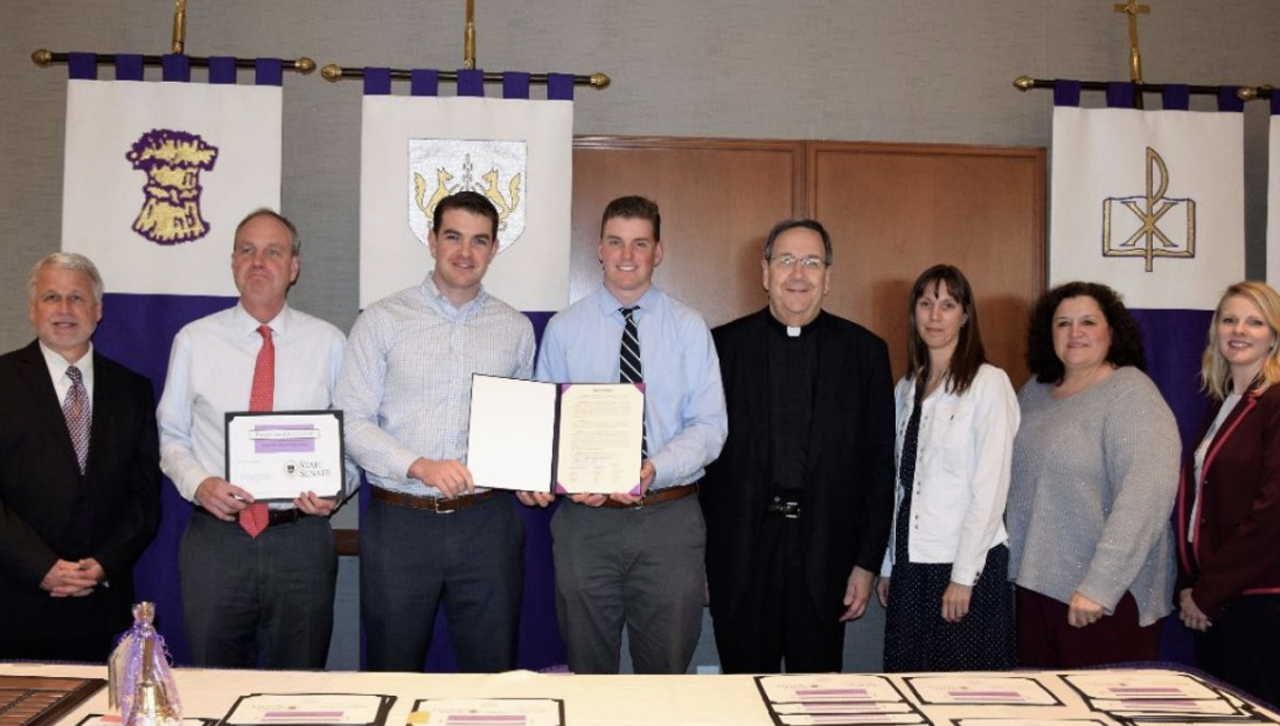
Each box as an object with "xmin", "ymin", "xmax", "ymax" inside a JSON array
[{"xmin": 770, "ymin": 254, "xmax": 827, "ymax": 271}]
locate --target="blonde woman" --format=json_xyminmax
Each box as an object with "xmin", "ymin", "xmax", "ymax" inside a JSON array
[{"xmin": 1177, "ymin": 281, "xmax": 1280, "ymax": 704}]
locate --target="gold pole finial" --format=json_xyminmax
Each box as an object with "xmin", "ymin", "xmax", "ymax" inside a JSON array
[
  {"xmin": 463, "ymin": 0, "xmax": 477, "ymax": 70},
  {"xmin": 295, "ymin": 57, "xmax": 316, "ymax": 74},
  {"xmin": 1113, "ymin": 0, "xmax": 1150, "ymax": 85},
  {"xmin": 590, "ymin": 73, "xmax": 611, "ymax": 89},
  {"xmin": 1013, "ymin": 75, "xmax": 1035, "ymax": 91},
  {"xmin": 321, "ymin": 64, "xmax": 343, "ymax": 82},
  {"xmin": 171, "ymin": 0, "xmax": 187, "ymax": 55},
  {"xmin": 32, "ymin": 49, "xmax": 53, "ymax": 66}
]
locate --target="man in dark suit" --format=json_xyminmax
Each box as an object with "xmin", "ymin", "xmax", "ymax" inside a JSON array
[
  {"xmin": 0, "ymin": 252, "xmax": 161, "ymax": 661},
  {"xmin": 700, "ymin": 219, "xmax": 895, "ymax": 673}
]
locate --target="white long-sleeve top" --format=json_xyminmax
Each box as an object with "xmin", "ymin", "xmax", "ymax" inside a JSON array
[{"xmin": 880, "ymin": 363, "xmax": 1020, "ymax": 586}]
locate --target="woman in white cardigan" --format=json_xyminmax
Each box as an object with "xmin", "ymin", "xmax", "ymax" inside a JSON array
[{"xmin": 877, "ymin": 265, "xmax": 1019, "ymax": 672}]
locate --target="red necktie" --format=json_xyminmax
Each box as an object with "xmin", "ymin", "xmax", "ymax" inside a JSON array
[{"xmin": 240, "ymin": 325, "xmax": 273, "ymax": 538}]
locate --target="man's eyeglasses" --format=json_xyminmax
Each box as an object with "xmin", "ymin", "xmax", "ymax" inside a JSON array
[{"xmin": 769, "ymin": 254, "xmax": 826, "ymax": 271}]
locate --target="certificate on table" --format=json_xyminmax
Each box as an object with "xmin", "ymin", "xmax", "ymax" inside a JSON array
[
  {"xmin": 224, "ymin": 411, "xmax": 345, "ymax": 501},
  {"xmin": 408, "ymin": 698, "xmax": 564, "ymax": 726},
  {"xmin": 903, "ymin": 675, "xmax": 1060, "ymax": 705},
  {"xmin": 466, "ymin": 375, "xmax": 644, "ymax": 494},
  {"xmin": 222, "ymin": 693, "xmax": 395, "ymax": 726},
  {"xmin": 77, "ymin": 715, "xmax": 215, "ymax": 726}
]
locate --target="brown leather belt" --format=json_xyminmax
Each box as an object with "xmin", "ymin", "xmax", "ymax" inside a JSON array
[
  {"xmin": 597, "ymin": 482, "xmax": 698, "ymax": 509},
  {"xmin": 196, "ymin": 506, "xmax": 307, "ymax": 527},
  {"xmin": 371, "ymin": 486, "xmax": 502, "ymax": 514}
]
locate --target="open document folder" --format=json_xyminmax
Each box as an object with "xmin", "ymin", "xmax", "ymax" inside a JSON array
[{"xmin": 466, "ymin": 374, "xmax": 645, "ymax": 494}]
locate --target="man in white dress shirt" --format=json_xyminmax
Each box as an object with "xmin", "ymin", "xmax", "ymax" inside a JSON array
[{"xmin": 157, "ymin": 209, "xmax": 347, "ymax": 669}]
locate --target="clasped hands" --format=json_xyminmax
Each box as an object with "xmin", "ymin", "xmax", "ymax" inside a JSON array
[{"xmin": 41, "ymin": 558, "xmax": 104, "ymax": 597}]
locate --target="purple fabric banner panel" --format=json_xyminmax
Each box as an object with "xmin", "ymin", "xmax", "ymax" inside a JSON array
[
  {"xmin": 364, "ymin": 67, "xmax": 392, "ymax": 96},
  {"xmin": 115, "ymin": 54, "xmax": 144, "ymax": 81},
  {"xmin": 503, "ymin": 72, "xmax": 531, "ymax": 100},
  {"xmin": 547, "ymin": 73, "xmax": 575, "ymax": 102},
  {"xmin": 1053, "ymin": 79, "xmax": 1081, "ymax": 108},
  {"xmin": 162, "ymin": 54, "xmax": 190, "ymax": 83},
  {"xmin": 208, "ymin": 56, "xmax": 237, "ymax": 85},
  {"xmin": 1272, "ymin": 93, "xmax": 1280, "ymax": 116},
  {"xmin": 1106, "ymin": 82, "xmax": 1135, "ymax": 109},
  {"xmin": 1129, "ymin": 308, "xmax": 1213, "ymax": 668},
  {"xmin": 94, "ymin": 291, "xmax": 240, "ymax": 665},
  {"xmin": 411, "ymin": 69, "xmax": 439, "ymax": 97},
  {"xmin": 67, "ymin": 52, "xmax": 97, "ymax": 80},
  {"xmin": 1162, "ymin": 84, "xmax": 1190, "ymax": 111},
  {"xmin": 255, "ymin": 58, "xmax": 283, "ymax": 87},
  {"xmin": 1217, "ymin": 86, "xmax": 1244, "ymax": 113},
  {"xmin": 457, "ymin": 69, "xmax": 485, "ymax": 97},
  {"xmin": 1129, "ymin": 309, "xmax": 1213, "ymax": 449}
]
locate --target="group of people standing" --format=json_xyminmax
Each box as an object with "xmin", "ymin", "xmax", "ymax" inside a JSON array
[
  {"xmin": 875, "ymin": 274, "xmax": 1279, "ymax": 705},
  {"xmin": 0, "ymin": 191, "xmax": 1276, "ymax": 706}
]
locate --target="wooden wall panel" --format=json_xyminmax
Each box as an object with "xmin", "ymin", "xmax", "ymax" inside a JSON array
[
  {"xmin": 569, "ymin": 137, "xmax": 1045, "ymax": 386},
  {"xmin": 809, "ymin": 143, "xmax": 1045, "ymax": 385},
  {"xmin": 572, "ymin": 137, "xmax": 805, "ymax": 327}
]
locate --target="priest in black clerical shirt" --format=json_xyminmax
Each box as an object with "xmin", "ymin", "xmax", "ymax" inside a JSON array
[{"xmin": 700, "ymin": 218, "xmax": 895, "ymax": 674}]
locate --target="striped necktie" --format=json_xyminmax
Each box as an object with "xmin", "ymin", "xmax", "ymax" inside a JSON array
[{"xmin": 619, "ymin": 307, "xmax": 648, "ymax": 458}]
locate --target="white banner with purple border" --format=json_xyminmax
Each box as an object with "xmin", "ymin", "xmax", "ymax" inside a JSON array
[{"xmin": 360, "ymin": 95, "xmax": 572, "ymax": 311}]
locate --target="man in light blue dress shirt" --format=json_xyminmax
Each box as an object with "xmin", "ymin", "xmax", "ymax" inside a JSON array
[
  {"xmin": 336, "ymin": 192, "xmax": 535, "ymax": 672},
  {"xmin": 518, "ymin": 196, "xmax": 727, "ymax": 674}
]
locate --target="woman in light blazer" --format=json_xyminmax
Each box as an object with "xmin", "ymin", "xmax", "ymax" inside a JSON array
[{"xmin": 878, "ymin": 265, "xmax": 1018, "ymax": 672}]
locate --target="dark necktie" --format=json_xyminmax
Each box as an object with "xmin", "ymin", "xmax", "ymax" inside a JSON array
[
  {"xmin": 240, "ymin": 325, "xmax": 273, "ymax": 538},
  {"xmin": 63, "ymin": 365, "xmax": 90, "ymax": 473},
  {"xmin": 619, "ymin": 307, "xmax": 648, "ymax": 458}
]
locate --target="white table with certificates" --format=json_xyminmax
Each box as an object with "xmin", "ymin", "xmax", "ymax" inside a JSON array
[
  {"xmin": 8, "ymin": 663, "xmax": 1278, "ymax": 726},
  {"xmin": 466, "ymin": 374, "xmax": 645, "ymax": 494},
  {"xmin": 224, "ymin": 410, "xmax": 345, "ymax": 501}
]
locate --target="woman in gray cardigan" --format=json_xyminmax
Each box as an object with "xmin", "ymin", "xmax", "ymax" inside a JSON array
[{"xmin": 1007, "ymin": 281, "xmax": 1180, "ymax": 668}]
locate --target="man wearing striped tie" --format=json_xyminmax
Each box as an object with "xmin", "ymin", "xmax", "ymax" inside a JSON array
[
  {"xmin": 0, "ymin": 252, "xmax": 160, "ymax": 661},
  {"xmin": 518, "ymin": 196, "xmax": 728, "ymax": 674}
]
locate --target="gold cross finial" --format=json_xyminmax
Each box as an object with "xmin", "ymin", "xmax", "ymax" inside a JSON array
[{"xmin": 1114, "ymin": 0, "xmax": 1150, "ymax": 84}]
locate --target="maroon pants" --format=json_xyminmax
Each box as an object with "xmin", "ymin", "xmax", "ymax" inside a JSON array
[{"xmin": 1016, "ymin": 586, "xmax": 1163, "ymax": 668}]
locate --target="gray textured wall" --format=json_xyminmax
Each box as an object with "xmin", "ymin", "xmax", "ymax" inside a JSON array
[
  {"xmin": 3, "ymin": 1, "xmax": 1278, "ymax": 349},
  {"xmin": 3, "ymin": 0, "xmax": 1279, "ymax": 672}
]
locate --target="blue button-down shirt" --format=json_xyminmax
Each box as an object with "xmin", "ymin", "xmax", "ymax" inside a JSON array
[
  {"xmin": 335, "ymin": 276, "xmax": 536, "ymax": 496},
  {"xmin": 536, "ymin": 285, "xmax": 727, "ymax": 490}
]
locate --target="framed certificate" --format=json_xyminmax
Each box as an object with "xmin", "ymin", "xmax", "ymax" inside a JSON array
[{"xmin": 224, "ymin": 410, "xmax": 345, "ymax": 501}]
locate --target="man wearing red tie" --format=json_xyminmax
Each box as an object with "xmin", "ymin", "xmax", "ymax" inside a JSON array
[
  {"xmin": 0, "ymin": 252, "xmax": 160, "ymax": 661},
  {"xmin": 157, "ymin": 209, "xmax": 348, "ymax": 668}
]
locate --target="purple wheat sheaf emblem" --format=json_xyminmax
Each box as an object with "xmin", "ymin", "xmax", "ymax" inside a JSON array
[
  {"xmin": 252, "ymin": 425, "xmax": 318, "ymax": 455},
  {"xmin": 126, "ymin": 129, "xmax": 219, "ymax": 245}
]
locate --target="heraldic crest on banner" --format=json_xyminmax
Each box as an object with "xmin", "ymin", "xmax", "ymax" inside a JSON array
[
  {"xmin": 1102, "ymin": 146, "xmax": 1196, "ymax": 273},
  {"xmin": 408, "ymin": 139, "xmax": 526, "ymax": 251},
  {"xmin": 126, "ymin": 128, "xmax": 219, "ymax": 245}
]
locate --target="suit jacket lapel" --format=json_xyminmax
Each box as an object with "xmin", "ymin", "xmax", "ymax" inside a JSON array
[
  {"xmin": 744, "ymin": 310, "xmax": 772, "ymax": 471},
  {"xmin": 18, "ymin": 341, "xmax": 83, "ymax": 473},
  {"xmin": 87, "ymin": 354, "xmax": 120, "ymax": 477},
  {"xmin": 807, "ymin": 312, "xmax": 838, "ymax": 472}
]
